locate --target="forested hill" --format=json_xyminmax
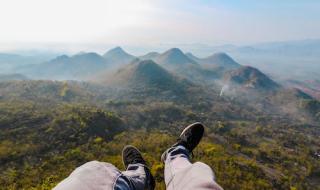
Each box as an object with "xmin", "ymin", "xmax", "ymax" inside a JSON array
[
  {"xmin": 0, "ymin": 48, "xmax": 320, "ymax": 190},
  {"xmin": 0, "ymin": 79, "xmax": 319, "ymax": 190}
]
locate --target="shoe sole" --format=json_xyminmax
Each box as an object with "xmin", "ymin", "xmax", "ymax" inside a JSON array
[{"xmin": 180, "ymin": 122, "xmax": 204, "ymax": 138}]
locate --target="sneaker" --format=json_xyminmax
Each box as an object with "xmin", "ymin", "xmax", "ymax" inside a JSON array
[
  {"xmin": 122, "ymin": 145, "xmax": 155, "ymax": 190},
  {"xmin": 161, "ymin": 122, "xmax": 204, "ymax": 162},
  {"xmin": 174, "ymin": 122, "xmax": 205, "ymax": 152},
  {"xmin": 122, "ymin": 145, "xmax": 146, "ymax": 168}
]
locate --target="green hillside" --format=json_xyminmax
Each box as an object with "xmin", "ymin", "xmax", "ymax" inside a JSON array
[{"xmin": 0, "ymin": 79, "xmax": 319, "ymax": 190}]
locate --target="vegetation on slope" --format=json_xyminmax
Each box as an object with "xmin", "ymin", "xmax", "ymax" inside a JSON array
[{"xmin": 0, "ymin": 98, "xmax": 319, "ymax": 190}]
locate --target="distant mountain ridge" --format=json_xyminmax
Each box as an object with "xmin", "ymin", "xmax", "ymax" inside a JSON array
[
  {"xmin": 155, "ymin": 48, "xmax": 197, "ymax": 65},
  {"xmin": 139, "ymin": 52, "xmax": 160, "ymax": 60},
  {"xmin": 103, "ymin": 47, "xmax": 136, "ymax": 66},
  {"xmin": 185, "ymin": 52, "xmax": 201, "ymax": 62},
  {"xmin": 2, "ymin": 46, "xmax": 315, "ymax": 102},
  {"xmin": 224, "ymin": 66, "xmax": 280, "ymax": 90},
  {"xmin": 186, "ymin": 52, "xmax": 241, "ymax": 69},
  {"xmin": 2, "ymin": 47, "xmax": 244, "ymax": 81},
  {"xmin": 22, "ymin": 52, "xmax": 109, "ymax": 80},
  {"xmin": 100, "ymin": 59, "xmax": 191, "ymax": 91},
  {"xmin": 0, "ymin": 53, "xmax": 52, "ymax": 73},
  {"xmin": 201, "ymin": 52, "xmax": 240, "ymax": 69},
  {"xmin": 285, "ymin": 79, "xmax": 320, "ymax": 100}
]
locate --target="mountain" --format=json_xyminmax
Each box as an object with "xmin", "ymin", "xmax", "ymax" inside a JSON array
[
  {"xmin": 0, "ymin": 73, "xmax": 28, "ymax": 81},
  {"xmin": 0, "ymin": 53, "xmax": 51, "ymax": 73},
  {"xmin": 1, "ymin": 60, "xmax": 320, "ymax": 190},
  {"xmin": 267, "ymin": 87, "xmax": 320, "ymax": 120},
  {"xmin": 0, "ymin": 53, "xmax": 26, "ymax": 68},
  {"xmin": 100, "ymin": 59, "xmax": 190, "ymax": 90},
  {"xmin": 220, "ymin": 66, "xmax": 320, "ymax": 120},
  {"xmin": 185, "ymin": 52, "xmax": 201, "ymax": 62},
  {"xmin": 23, "ymin": 52, "xmax": 109, "ymax": 80},
  {"xmin": 284, "ymin": 79, "xmax": 320, "ymax": 100},
  {"xmin": 162, "ymin": 52, "xmax": 241, "ymax": 85},
  {"xmin": 139, "ymin": 52, "xmax": 160, "ymax": 60},
  {"xmin": 203, "ymin": 40, "xmax": 320, "ymax": 81},
  {"xmin": 155, "ymin": 48, "xmax": 197, "ymax": 65},
  {"xmin": 103, "ymin": 47, "xmax": 136, "ymax": 66},
  {"xmin": 201, "ymin": 52, "xmax": 240, "ymax": 69},
  {"xmin": 224, "ymin": 66, "xmax": 280, "ymax": 90}
]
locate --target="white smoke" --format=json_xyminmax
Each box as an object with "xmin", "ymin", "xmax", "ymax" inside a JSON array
[{"xmin": 220, "ymin": 84, "xmax": 229, "ymax": 97}]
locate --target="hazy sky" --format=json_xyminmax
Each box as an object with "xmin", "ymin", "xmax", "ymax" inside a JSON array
[{"xmin": 0, "ymin": 0, "xmax": 320, "ymax": 52}]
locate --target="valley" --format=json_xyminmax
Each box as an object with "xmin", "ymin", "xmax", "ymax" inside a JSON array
[{"xmin": 0, "ymin": 47, "xmax": 319, "ymax": 189}]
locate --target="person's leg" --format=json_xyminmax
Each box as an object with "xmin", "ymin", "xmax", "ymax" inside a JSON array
[
  {"xmin": 54, "ymin": 146, "xmax": 155, "ymax": 190},
  {"xmin": 53, "ymin": 161, "xmax": 122, "ymax": 190},
  {"xmin": 162, "ymin": 122, "xmax": 223, "ymax": 190},
  {"xmin": 163, "ymin": 145, "xmax": 192, "ymax": 186}
]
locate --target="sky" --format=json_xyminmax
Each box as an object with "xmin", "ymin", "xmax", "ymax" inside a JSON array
[{"xmin": 0, "ymin": 0, "xmax": 320, "ymax": 53}]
